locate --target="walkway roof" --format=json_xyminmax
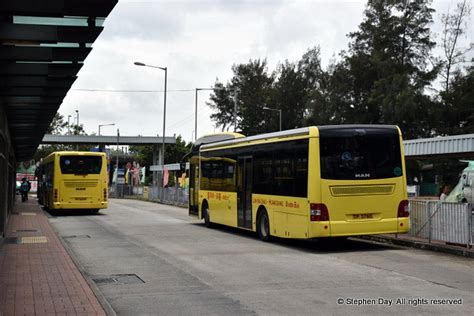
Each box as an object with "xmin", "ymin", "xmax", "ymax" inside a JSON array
[
  {"xmin": 42, "ymin": 134, "xmax": 176, "ymax": 145},
  {"xmin": 404, "ymin": 134, "xmax": 474, "ymax": 158},
  {"xmin": 0, "ymin": 0, "xmax": 118, "ymax": 161}
]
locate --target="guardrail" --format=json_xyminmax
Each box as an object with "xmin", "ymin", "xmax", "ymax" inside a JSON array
[
  {"xmin": 409, "ymin": 199, "xmax": 473, "ymax": 248},
  {"xmin": 109, "ymin": 189, "xmax": 473, "ymax": 248},
  {"xmin": 109, "ymin": 185, "xmax": 188, "ymax": 207}
]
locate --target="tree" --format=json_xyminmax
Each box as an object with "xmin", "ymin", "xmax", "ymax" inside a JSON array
[
  {"xmin": 165, "ymin": 135, "xmax": 192, "ymax": 164},
  {"xmin": 339, "ymin": 0, "xmax": 439, "ymax": 138},
  {"xmin": 129, "ymin": 135, "xmax": 191, "ymax": 167},
  {"xmin": 440, "ymin": 0, "xmax": 473, "ymax": 95},
  {"xmin": 207, "ymin": 81, "xmax": 235, "ymax": 132},
  {"xmin": 208, "ymin": 59, "xmax": 274, "ymax": 136},
  {"xmin": 47, "ymin": 112, "xmax": 68, "ymax": 135},
  {"xmin": 438, "ymin": 65, "xmax": 474, "ymax": 135},
  {"xmin": 269, "ymin": 60, "xmax": 307, "ymax": 130}
]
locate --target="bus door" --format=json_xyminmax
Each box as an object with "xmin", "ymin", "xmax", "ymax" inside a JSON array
[
  {"xmin": 189, "ymin": 163, "xmax": 199, "ymax": 216},
  {"xmin": 237, "ymin": 156, "xmax": 253, "ymax": 229}
]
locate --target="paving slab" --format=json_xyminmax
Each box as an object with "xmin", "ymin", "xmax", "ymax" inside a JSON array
[{"xmin": 0, "ymin": 197, "xmax": 108, "ymax": 316}]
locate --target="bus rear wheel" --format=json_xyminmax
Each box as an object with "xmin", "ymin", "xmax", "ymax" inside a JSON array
[
  {"xmin": 203, "ymin": 203, "xmax": 212, "ymax": 228},
  {"xmin": 257, "ymin": 210, "xmax": 272, "ymax": 242}
]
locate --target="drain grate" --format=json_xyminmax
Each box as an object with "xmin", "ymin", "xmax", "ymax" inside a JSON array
[
  {"xmin": 21, "ymin": 236, "xmax": 48, "ymax": 244},
  {"xmin": 92, "ymin": 274, "xmax": 145, "ymax": 285},
  {"xmin": 14, "ymin": 229, "xmax": 39, "ymax": 233},
  {"xmin": 63, "ymin": 235, "xmax": 91, "ymax": 239},
  {"xmin": 4, "ymin": 237, "xmax": 19, "ymax": 244}
]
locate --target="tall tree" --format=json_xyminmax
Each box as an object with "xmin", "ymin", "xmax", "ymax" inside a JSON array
[
  {"xmin": 438, "ymin": 65, "xmax": 474, "ymax": 135},
  {"xmin": 440, "ymin": 0, "xmax": 473, "ymax": 95},
  {"xmin": 47, "ymin": 112, "xmax": 68, "ymax": 135},
  {"xmin": 270, "ymin": 60, "xmax": 307, "ymax": 130},
  {"xmin": 341, "ymin": 0, "xmax": 439, "ymax": 138},
  {"xmin": 208, "ymin": 59, "xmax": 274, "ymax": 136},
  {"xmin": 207, "ymin": 81, "xmax": 235, "ymax": 132}
]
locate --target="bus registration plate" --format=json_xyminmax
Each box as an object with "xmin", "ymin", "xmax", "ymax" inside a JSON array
[
  {"xmin": 352, "ymin": 213, "xmax": 373, "ymax": 219},
  {"xmin": 75, "ymin": 197, "xmax": 87, "ymax": 201}
]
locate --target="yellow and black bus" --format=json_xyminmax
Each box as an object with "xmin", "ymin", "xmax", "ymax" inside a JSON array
[
  {"xmin": 37, "ymin": 151, "xmax": 108, "ymax": 212},
  {"xmin": 187, "ymin": 125, "xmax": 409, "ymax": 241}
]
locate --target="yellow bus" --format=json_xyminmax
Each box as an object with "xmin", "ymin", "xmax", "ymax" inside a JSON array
[
  {"xmin": 188, "ymin": 125, "xmax": 409, "ymax": 241},
  {"xmin": 37, "ymin": 151, "xmax": 108, "ymax": 212}
]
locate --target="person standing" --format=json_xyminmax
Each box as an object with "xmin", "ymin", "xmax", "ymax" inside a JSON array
[
  {"xmin": 439, "ymin": 185, "xmax": 450, "ymax": 201},
  {"xmin": 19, "ymin": 177, "xmax": 31, "ymax": 202}
]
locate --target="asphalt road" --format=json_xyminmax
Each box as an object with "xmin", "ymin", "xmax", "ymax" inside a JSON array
[{"xmin": 47, "ymin": 199, "xmax": 474, "ymax": 316}]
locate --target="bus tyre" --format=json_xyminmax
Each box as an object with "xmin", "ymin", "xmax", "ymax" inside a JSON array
[
  {"xmin": 257, "ymin": 210, "xmax": 272, "ymax": 242},
  {"xmin": 203, "ymin": 203, "xmax": 212, "ymax": 228}
]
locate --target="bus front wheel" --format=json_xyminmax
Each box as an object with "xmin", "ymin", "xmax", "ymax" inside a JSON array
[{"xmin": 257, "ymin": 210, "xmax": 272, "ymax": 242}]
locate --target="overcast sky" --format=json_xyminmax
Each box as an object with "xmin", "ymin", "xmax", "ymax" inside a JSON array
[{"xmin": 59, "ymin": 0, "xmax": 473, "ymax": 143}]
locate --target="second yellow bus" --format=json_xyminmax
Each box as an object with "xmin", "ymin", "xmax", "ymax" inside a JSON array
[
  {"xmin": 37, "ymin": 151, "xmax": 109, "ymax": 212},
  {"xmin": 187, "ymin": 125, "xmax": 409, "ymax": 241}
]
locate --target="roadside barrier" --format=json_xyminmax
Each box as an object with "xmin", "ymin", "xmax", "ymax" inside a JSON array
[{"xmin": 408, "ymin": 199, "xmax": 472, "ymax": 248}]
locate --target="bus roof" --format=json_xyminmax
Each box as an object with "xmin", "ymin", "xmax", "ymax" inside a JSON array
[
  {"xmin": 40, "ymin": 151, "xmax": 106, "ymax": 164},
  {"xmin": 193, "ymin": 132, "xmax": 245, "ymax": 147},
  {"xmin": 200, "ymin": 125, "xmax": 400, "ymax": 151}
]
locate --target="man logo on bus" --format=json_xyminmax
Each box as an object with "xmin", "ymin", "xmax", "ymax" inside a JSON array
[
  {"xmin": 355, "ymin": 173, "xmax": 371, "ymax": 178},
  {"xmin": 341, "ymin": 152, "xmax": 352, "ymax": 161}
]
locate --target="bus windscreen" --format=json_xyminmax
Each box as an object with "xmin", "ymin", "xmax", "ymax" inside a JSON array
[
  {"xmin": 320, "ymin": 134, "xmax": 402, "ymax": 180},
  {"xmin": 60, "ymin": 156, "xmax": 102, "ymax": 175}
]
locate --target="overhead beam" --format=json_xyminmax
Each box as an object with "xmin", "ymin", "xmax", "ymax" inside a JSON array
[
  {"xmin": 0, "ymin": 76, "xmax": 77, "ymax": 88},
  {"xmin": 0, "ymin": 23, "xmax": 103, "ymax": 44},
  {"xmin": 0, "ymin": 62, "xmax": 82, "ymax": 76},
  {"xmin": 0, "ymin": 46, "xmax": 91, "ymax": 62},
  {"xmin": 0, "ymin": 0, "xmax": 118, "ymax": 18}
]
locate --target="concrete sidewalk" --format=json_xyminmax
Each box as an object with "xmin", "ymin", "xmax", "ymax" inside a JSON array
[
  {"xmin": 0, "ymin": 196, "xmax": 107, "ymax": 316},
  {"xmin": 359, "ymin": 233, "xmax": 474, "ymax": 258}
]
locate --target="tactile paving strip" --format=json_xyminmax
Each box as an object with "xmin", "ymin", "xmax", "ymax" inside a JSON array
[
  {"xmin": 20, "ymin": 236, "xmax": 48, "ymax": 244},
  {"xmin": 20, "ymin": 212, "xmax": 37, "ymax": 216}
]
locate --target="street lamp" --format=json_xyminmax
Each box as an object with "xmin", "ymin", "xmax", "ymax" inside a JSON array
[
  {"xmin": 75, "ymin": 109, "xmax": 79, "ymax": 150},
  {"xmin": 98, "ymin": 123, "xmax": 115, "ymax": 135},
  {"xmin": 262, "ymin": 107, "xmax": 282, "ymax": 131},
  {"xmin": 195, "ymin": 87, "xmax": 238, "ymax": 139},
  {"xmin": 195, "ymin": 88, "xmax": 220, "ymax": 141},
  {"xmin": 67, "ymin": 115, "xmax": 72, "ymax": 134},
  {"xmin": 134, "ymin": 61, "xmax": 167, "ymax": 198}
]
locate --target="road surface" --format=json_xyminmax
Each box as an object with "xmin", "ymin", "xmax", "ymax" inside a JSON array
[{"xmin": 48, "ymin": 199, "xmax": 473, "ymax": 315}]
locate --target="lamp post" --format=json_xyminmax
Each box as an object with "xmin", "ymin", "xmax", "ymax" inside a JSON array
[
  {"xmin": 75, "ymin": 110, "xmax": 79, "ymax": 128},
  {"xmin": 195, "ymin": 88, "xmax": 220, "ymax": 141},
  {"xmin": 115, "ymin": 128, "xmax": 120, "ymax": 193},
  {"xmin": 134, "ymin": 61, "xmax": 167, "ymax": 200},
  {"xmin": 75, "ymin": 110, "xmax": 79, "ymax": 150},
  {"xmin": 195, "ymin": 87, "xmax": 237, "ymax": 139},
  {"xmin": 98, "ymin": 123, "xmax": 115, "ymax": 135},
  {"xmin": 67, "ymin": 115, "xmax": 72, "ymax": 134},
  {"xmin": 262, "ymin": 107, "xmax": 282, "ymax": 131}
]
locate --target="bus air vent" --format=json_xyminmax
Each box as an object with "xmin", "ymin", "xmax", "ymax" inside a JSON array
[
  {"xmin": 330, "ymin": 185, "xmax": 395, "ymax": 196},
  {"xmin": 64, "ymin": 181, "xmax": 98, "ymax": 188}
]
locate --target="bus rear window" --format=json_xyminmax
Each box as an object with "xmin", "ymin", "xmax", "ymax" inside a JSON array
[
  {"xmin": 320, "ymin": 134, "xmax": 402, "ymax": 180},
  {"xmin": 60, "ymin": 156, "xmax": 102, "ymax": 175}
]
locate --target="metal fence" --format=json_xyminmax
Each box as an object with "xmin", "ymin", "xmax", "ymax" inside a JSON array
[
  {"xmin": 147, "ymin": 186, "xmax": 188, "ymax": 207},
  {"xmin": 109, "ymin": 185, "xmax": 188, "ymax": 207},
  {"xmin": 408, "ymin": 199, "xmax": 473, "ymax": 248},
  {"xmin": 109, "ymin": 189, "xmax": 473, "ymax": 248}
]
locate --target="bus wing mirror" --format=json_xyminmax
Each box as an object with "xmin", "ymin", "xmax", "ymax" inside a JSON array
[
  {"xmin": 180, "ymin": 162, "xmax": 186, "ymax": 173},
  {"xmin": 462, "ymin": 174, "xmax": 469, "ymax": 187}
]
